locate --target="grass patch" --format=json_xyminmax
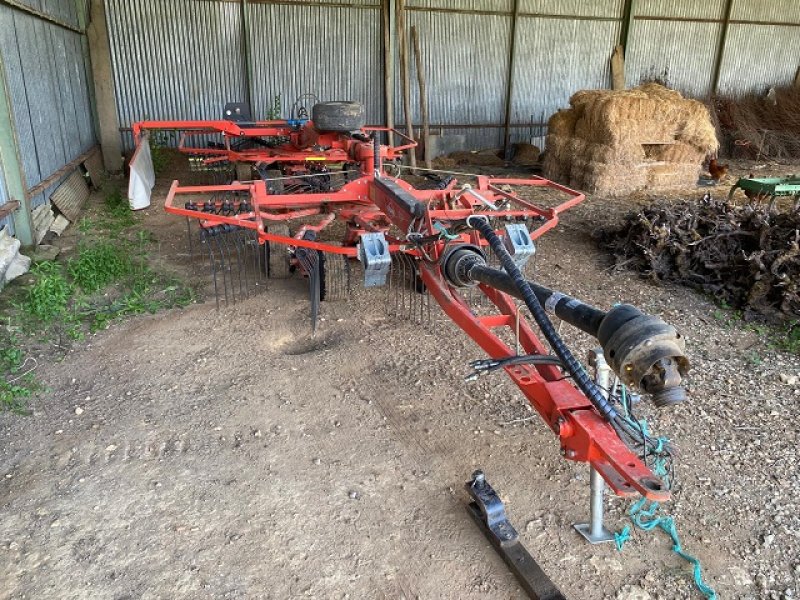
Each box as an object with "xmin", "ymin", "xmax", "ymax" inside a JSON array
[
  {"xmin": 2, "ymin": 186, "xmax": 194, "ymax": 412},
  {"xmin": 68, "ymin": 242, "xmax": 133, "ymax": 293},
  {"xmin": 0, "ymin": 329, "xmax": 37, "ymax": 414},
  {"xmin": 710, "ymin": 300, "xmax": 800, "ymax": 356},
  {"xmin": 774, "ymin": 322, "xmax": 800, "ymax": 354},
  {"xmin": 149, "ymin": 133, "xmax": 169, "ymax": 175}
]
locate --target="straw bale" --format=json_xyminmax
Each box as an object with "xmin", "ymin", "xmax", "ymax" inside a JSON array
[
  {"xmin": 675, "ymin": 101, "xmax": 719, "ymax": 153},
  {"xmin": 548, "ymin": 109, "xmax": 578, "ymax": 138},
  {"xmin": 647, "ymin": 142, "xmax": 705, "ymax": 164},
  {"xmin": 646, "ymin": 163, "xmax": 699, "ymax": 189},
  {"xmin": 544, "ymin": 84, "xmax": 716, "ymax": 193}
]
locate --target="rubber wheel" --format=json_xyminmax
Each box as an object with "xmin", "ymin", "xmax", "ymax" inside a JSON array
[
  {"xmin": 235, "ymin": 162, "xmax": 252, "ymax": 182},
  {"xmin": 264, "ymin": 169, "xmax": 284, "ymax": 194},
  {"xmin": 312, "ymin": 101, "xmax": 365, "ymax": 132},
  {"xmin": 262, "ymin": 223, "xmax": 291, "ymax": 278},
  {"xmin": 318, "ymin": 250, "xmax": 326, "ymax": 301}
]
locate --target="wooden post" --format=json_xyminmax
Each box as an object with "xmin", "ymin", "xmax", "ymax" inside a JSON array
[
  {"xmin": 87, "ymin": 0, "xmax": 123, "ymax": 172},
  {"xmin": 611, "ymin": 45, "xmax": 625, "ymax": 90},
  {"xmin": 397, "ymin": 0, "xmax": 416, "ymax": 172},
  {"xmin": 383, "ymin": 0, "xmax": 395, "ymax": 145},
  {"xmin": 411, "ymin": 26, "xmax": 430, "ymax": 169},
  {"xmin": 711, "ymin": 0, "xmax": 734, "ymax": 95},
  {"xmin": 240, "ymin": 0, "xmax": 253, "ymax": 112},
  {"xmin": 502, "ymin": 0, "xmax": 520, "ymax": 159}
]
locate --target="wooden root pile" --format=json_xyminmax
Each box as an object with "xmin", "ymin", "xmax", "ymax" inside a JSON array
[{"xmin": 595, "ymin": 198, "xmax": 800, "ymax": 320}]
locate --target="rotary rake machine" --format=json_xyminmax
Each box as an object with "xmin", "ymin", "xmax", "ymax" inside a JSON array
[{"xmin": 132, "ymin": 100, "xmax": 693, "ymax": 596}]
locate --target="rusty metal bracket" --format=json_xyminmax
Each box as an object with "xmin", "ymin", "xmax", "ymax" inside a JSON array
[{"xmin": 466, "ymin": 471, "xmax": 566, "ymax": 600}]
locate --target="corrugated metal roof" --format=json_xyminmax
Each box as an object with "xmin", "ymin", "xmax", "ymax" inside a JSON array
[
  {"xmin": 634, "ymin": 0, "xmax": 725, "ymax": 20},
  {"xmin": 731, "ymin": 0, "xmax": 800, "ymax": 24},
  {"xmin": 106, "ymin": 0, "xmax": 247, "ymax": 128},
  {"xmin": 626, "ymin": 19, "xmax": 721, "ymax": 98},
  {"xmin": 717, "ymin": 22, "xmax": 800, "ymax": 95},
  {"xmin": 246, "ymin": 2, "xmax": 383, "ymax": 123}
]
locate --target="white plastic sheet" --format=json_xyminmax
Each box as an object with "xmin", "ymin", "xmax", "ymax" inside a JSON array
[{"xmin": 127, "ymin": 136, "xmax": 155, "ymax": 210}]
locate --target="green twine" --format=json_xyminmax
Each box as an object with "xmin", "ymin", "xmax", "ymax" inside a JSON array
[
  {"xmin": 433, "ymin": 221, "xmax": 459, "ymax": 240},
  {"xmin": 613, "ymin": 381, "xmax": 714, "ymax": 599},
  {"xmin": 615, "ymin": 498, "xmax": 717, "ymax": 600}
]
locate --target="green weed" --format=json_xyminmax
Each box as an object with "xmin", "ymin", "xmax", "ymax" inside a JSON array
[
  {"xmin": 21, "ymin": 262, "xmax": 73, "ymax": 322},
  {"xmin": 0, "ymin": 330, "xmax": 35, "ymax": 414},
  {"xmin": 774, "ymin": 323, "xmax": 800, "ymax": 354},
  {"xmin": 149, "ymin": 133, "xmax": 169, "ymax": 175},
  {"xmin": 102, "ymin": 188, "xmax": 136, "ymax": 230},
  {"xmin": 68, "ymin": 243, "xmax": 132, "ymax": 293}
]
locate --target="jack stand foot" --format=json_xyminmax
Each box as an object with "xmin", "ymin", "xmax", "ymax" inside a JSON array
[{"xmin": 573, "ymin": 522, "xmax": 616, "ymax": 545}]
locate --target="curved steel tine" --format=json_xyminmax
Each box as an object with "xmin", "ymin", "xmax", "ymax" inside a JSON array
[
  {"xmin": 250, "ymin": 231, "xmax": 261, "ymax": 293},
  {"xmin": 204, "ymin": 232, "xmax": 220, "ymax": 311},
  {"xmin": 221, "ymin": 230, "xmax": 240, "ymax": 304},
  {"xmin": 212, "ymin": 233, "xmax": 229, "ymax": 306},
  {"xmin": 186, "ymin": 217, "xmax": 194, "ymax": 262},
  {"xmin": 237, "ymin": 228, "xmax": 249, "ymax": 299}
]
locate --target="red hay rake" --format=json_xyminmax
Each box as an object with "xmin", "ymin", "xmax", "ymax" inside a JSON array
[{"xmin": 130, "ymin": 101, "xmax": 691, "ymax": 591}]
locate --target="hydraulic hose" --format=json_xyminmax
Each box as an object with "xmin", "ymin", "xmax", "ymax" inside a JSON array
[{"xmin": 468, "ymin": 217, "xmax": 618, "ymax": 422}]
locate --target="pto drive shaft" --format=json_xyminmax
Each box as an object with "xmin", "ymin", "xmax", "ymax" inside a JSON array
[{"xmin": 441, "ymin": 246, "xmax": 690, "ymax": 407}]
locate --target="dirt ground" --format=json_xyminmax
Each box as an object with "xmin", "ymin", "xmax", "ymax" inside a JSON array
[{"xmin": 1, "ymin": 160, "xmax": 799, "ymax": 599}]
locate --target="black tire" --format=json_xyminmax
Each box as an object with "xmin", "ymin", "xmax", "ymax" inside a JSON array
[
  {"xmin": 264, "ymin": 169, "xmax": 284, "ymax": 194},
  {"xmin": 318, "ymin": 250, "xmax": 326, "ymax": 301},
  {"xmin": 235, "ymin": 162, "xmax": 252, "ymax": 182},
  {"xmin": 262, "ymin": 223, "xmax": 291, "ymax": 278},
  {"xmin": 312, "ymin": 101, "xmax": 365, "ymax": 133}
]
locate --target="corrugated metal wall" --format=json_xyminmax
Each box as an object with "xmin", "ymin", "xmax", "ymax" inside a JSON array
[
  {"xmin": 626, "ymin": 1, "xmax": 725, "ymax": 98},
  {"xmin": 510, "ymin": 12, "xmax": 621, "ymax": 143},
  {"xmin": 0, "ymin": 2, "xmax": 96, "ymax": 212},
  {"xmin": 717, "ymin": 0, "xmax": 800, "ymax": 95},
  {"xmin": 403, "ymin": 1, "xmax": 511, "ymax": 149},
  {"xmin": 246, "ymin": 1, "xmax": 383, "ymax": 125},
  {"xmin": 105, "ymin": 0, "xmax": 382, "ymax": 150},
  {"xmin": 101, "ymin": 0, "xmax": 800, "ymax": 153},
  {"xmin": 9, "ymin": 0, "xmax": 84, "ymax": 29},
  {"xmin": 106, "ymin": 0, "xmax": 247, "ymax": 150}
]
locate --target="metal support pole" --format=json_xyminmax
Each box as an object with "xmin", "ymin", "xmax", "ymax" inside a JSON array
[
  {"xmin": 618, "ymin": 0, "xmax": 635, "ymax": 55},
  {"xmin": 573, "ymin": 348, "xmax": 615, "ymax": 544}
]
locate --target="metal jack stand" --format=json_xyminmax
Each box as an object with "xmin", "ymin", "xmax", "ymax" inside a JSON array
[
  {"xmin": 573, "ymin": 349, "xmax": 616, "ymax": 545},
  {"xmin": 466, "ymin": 471, "xmax": 566, "ymax": 600}
]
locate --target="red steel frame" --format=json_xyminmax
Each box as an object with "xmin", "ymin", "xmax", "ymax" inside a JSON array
[{"xmin": 139, "ymin": 119, "xmax": 669, "ymax": 502}]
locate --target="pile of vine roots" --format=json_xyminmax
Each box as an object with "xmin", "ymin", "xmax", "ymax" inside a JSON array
[{"xmin": 595, "ymin": 198, "xmax": 800, "ymax": 320}]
